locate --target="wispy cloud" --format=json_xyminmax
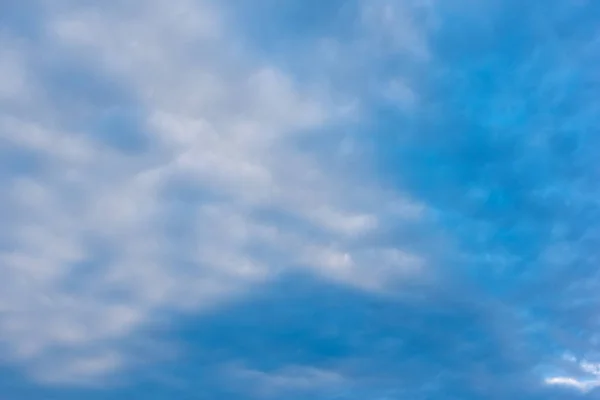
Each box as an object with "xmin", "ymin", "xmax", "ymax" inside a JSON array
[
  {"xmin": 225, "ymin": 363, "xmax": 348, "ymax": 397},
  {"xmin": 360, "ymin": 0, "xmax": 435, "ymax": 61}
]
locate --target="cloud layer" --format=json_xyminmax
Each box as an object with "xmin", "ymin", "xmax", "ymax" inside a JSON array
[
  {"xmin": 0, "ymin": 0, "xmax": 428, "ymax": 384},
  {"xmin": 2, "ymin": 0, "xmax": 600, "ymax": 398}
]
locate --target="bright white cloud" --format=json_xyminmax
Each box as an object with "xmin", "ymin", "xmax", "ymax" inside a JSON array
[
  {"xmin": 0, "ymin": 0, "xmax": 428, "ymax": 384},
  {"xmin": 545, "ymin": 357, "xmax": 600, "ymax": 393},
  {"xmin": 545, "ymin": 376, "xmax": 600, "ymax": 393}
]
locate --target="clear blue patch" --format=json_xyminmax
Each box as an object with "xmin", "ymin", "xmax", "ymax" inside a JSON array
[
  {"xmin": 91, "ymin": 107, "xmax": 150, "ymax": 154},
  {"xmin": 0, "ymin": 0, "xmax": 44, "ymax": 39},
  {"xmin": 0, "ymin": 141, "xmax": 47, "ymax": 179},
  {"xmin": 228, "ymin": 0, "xmax": 353, "ymax": 54},
  {"xmin": 34, "ymin": 52, "xmax": 151, "ymax": 155}
]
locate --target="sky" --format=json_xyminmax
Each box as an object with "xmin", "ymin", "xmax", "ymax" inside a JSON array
[{"xmin": 1, "ymin": 0, "xmax": 600, "ymax": 399}]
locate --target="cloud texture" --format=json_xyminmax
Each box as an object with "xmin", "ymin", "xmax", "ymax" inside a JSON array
[{"xmin": 1, "ymin": 0, "xmax": 600, "ymax": 399}]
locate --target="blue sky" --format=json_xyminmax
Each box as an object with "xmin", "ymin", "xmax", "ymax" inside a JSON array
[{"xmin": 1, "ymin": 0, "xmax": 600, "ymax": 399}]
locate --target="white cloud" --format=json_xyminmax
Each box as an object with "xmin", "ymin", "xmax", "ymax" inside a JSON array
[
  {"xmin": 545, "ymin": 357, "xmax": 600, "ymax": 393},
  {"xmin": 545, "ymin": 376, "xmax": 600, "ymax": 393},
  {"xmin": 0, "ymin": 0, "xmax": 428, "ymax": 384}
]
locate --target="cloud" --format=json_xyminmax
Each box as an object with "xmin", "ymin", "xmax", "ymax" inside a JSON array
[
  {"xmin": 545, "ymin": 358, "xmax": 600, "ymax": 393},
  {"xmin": 0, "ymin": 0, "xmax": 428, "ymax": 384},
  {"xmin": 0, "ymin": 43, "xmax": 30, "ymax": 102},
  {"xmin": 4, "ymin": 0, "xmax": 599, "ymax": 397},
  {"xmin": 225, "ymin": 363, "xmax": 347, "ymax": 397},
  {"xmin": 360, "ymin": 0, "xmax": 434, "ymax": 61},
  {"xmin": 545, "ymin": 376, "xmax": 600, "ymax": 393}
]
